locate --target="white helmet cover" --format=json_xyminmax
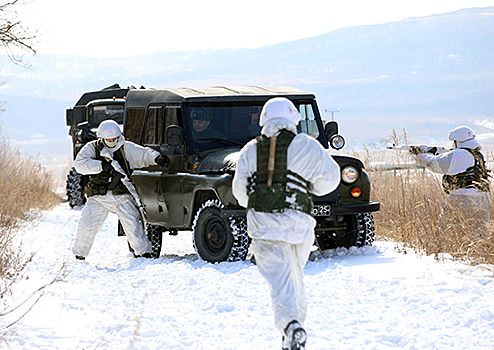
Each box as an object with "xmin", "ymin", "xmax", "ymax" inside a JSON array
[
  {"xmin": 97, "ymin": 120, "xmax": 122, "ymax": 139},
  {"xmin": 449, "ymin": 126, "xmax": 475, "ymax": 142},
  {"xmin": 259, "ymin": 97, "xmax": 301, "ymax": 126}
]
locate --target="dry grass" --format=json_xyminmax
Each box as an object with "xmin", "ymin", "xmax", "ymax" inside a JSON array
[
  {"xmin": 356, "ymin": 129, "xmax": 494, "ymax": 265},
  {"xmin": 0, "ymin": 124, "xmax": 60, "ymax": 302}
]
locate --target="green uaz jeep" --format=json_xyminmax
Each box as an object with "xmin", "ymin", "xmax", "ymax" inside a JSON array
[{"xmin": 123, "ymin": 86, "xmax": 380, "ymax": 262}]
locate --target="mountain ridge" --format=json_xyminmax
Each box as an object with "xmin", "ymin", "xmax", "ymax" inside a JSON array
[{"xmin": 1, "ymin": 6, "xmax": 494, "ymax": 158}]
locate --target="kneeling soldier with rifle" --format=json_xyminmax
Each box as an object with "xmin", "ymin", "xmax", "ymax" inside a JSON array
[{"xmin": 410, "ymin": 126, "xmax": 491, "ymax": 236}]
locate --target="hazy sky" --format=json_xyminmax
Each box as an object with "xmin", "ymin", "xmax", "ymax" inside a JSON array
[{"xmin": 15, "ymin": 0, "xmax": 494, "ymax": 57}]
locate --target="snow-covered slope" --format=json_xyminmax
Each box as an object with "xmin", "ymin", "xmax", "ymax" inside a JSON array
[{"xmin": 2, "ymin": 204, "xmax": 494, "ymax": 349}]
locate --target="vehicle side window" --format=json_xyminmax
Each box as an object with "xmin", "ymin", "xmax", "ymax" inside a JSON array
[
  {"xmin": 143, "ymin": 106, "xmax": 163, "ymax": 145},
  {"xmin": 125, "ymin": 108, "xmax": 145, "ymax": 143},
  {"xmin": 298, "ymin": 104, "xmax": 319, "ymax": 138}
]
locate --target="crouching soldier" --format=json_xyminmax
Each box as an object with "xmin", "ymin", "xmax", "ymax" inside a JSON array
[
  {"xmin": 232, "ymin": 98, "xmax": 341, "ymax": 350},
  {"xmin": 412, "ymin": 125, "xmax": 491, "ymax": 236},
  {"xmin": 72, "ymin": 120, "xmax": 169, "ymax": 260}
]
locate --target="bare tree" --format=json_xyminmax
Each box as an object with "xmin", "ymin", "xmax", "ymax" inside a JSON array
[{"xmin": 0, "ymin": 0, "xmax": 37, "ymax": 65}]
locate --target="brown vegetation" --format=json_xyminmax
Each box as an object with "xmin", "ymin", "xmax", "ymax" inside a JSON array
[
  {"xmin": 360, "ymin": 129, "xmax": 494, "ymax": 265},
  {"xmin": 0, "ymin": 124, "xmax": 60, "ymax": 302}
]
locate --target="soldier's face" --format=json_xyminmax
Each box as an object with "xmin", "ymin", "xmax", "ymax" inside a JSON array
[
  {"xmin": 104, "ymin": 137, "xmax": 119, "ymax": 148},
  {"xmin": 193, "ymin": 119, "xmax": 210, "ymax": 132}
]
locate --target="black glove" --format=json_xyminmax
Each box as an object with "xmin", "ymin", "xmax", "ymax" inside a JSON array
[
  {"xmin": 101, "ymin": 161, "xmax": 112, "ymax": 172},
  {"xmin": 427, "ymin": 147, "xmax": 437, "ymax": 155},
  {"xmin": 155, "ymin": 155, "xmax": 170, "ymax": 167},
  {"xmin": 409, "ymin": 146, "xmax": 421, "ymax": 155}
]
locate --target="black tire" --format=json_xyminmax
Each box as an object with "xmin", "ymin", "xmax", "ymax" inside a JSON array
[
  {"xmin": 127, "ymin": 224, "xmax": 163, "ymax": 258},
  {"xmin": 66, "ymin": 167, "xmax": 86, "ymax": 208},
  {"xmin": 192, "ymin": 200, "xmax": 250, "ymax": 263},
  {"xmin": 355, "ymin": 213, "xmax": 375, "ymax": 247},
  {"xmin": 147, "ymin": 224, "xmax": 163, "ymax": 258},
  {"xmin": 315, "ymin": 213, "xmax": 375, "ymax": 250}
]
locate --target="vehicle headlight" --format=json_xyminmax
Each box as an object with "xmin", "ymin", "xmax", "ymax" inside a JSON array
[
  {"xmin": 330, "ymin": 134, "xmax": 345, "ymax": 150},
  {"xmin": 341, "ymin": 166, "xmax": 358, "ymax": 184}
]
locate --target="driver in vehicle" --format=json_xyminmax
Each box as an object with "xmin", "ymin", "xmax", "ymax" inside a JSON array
[{"xmin": 190, "ymin": 107, "xmax": 225, "ymax": 140}]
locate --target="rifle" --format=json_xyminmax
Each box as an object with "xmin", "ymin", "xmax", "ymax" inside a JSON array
[{"xmin": 386, "ymin": 145, "xmax": 450, "ymax": 155}]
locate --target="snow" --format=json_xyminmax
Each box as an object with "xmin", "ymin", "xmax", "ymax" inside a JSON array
[{"xmin": 2, "ymin": 203, "xmax": 494, "ymax": 349}]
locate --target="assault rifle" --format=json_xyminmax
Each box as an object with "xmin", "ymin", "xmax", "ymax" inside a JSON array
[{"xmin": 386, "ymin": 145, "xmax": 450, "ymax": 155}]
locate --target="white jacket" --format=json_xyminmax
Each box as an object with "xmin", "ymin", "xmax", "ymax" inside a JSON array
[
  {"xmin": 417, "ymin": 142, "xmax": 486, "ymax": 196},
  {"xmin": 75, "ymin": 136, "xmax": 160, "ymax": 175},
  {"xmin": 232, "ymin": 122, "xmax": 340, "ymax": 244}
]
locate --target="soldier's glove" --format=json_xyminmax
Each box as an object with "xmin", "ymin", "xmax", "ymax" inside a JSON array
[
  {"xmin": 155, "ymin": 155, "xmax": 170, "ymax": 167},
  {"xmin": 427, "ymin": 147, "xmax": 437, "ymax": 155},
  {"xmin": 101, "ymin": 160, "xmax": 113, "ymax": 172},
  {"xmin": 409, "ymin": 146, "xmax": 421, "ymax": 155}
]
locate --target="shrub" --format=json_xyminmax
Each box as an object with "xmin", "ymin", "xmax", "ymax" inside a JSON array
[{"xmin": 0, "ymin": 123, "xmax": 60, "ymax": 302}]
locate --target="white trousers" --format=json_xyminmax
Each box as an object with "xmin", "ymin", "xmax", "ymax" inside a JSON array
[
  {"xmin": 72, "ymin": 192, "xmax": 151, "ymax": 257},
  {"xmin": 251, "ymin": 236, "xmax": 313, "ymax": 335}
]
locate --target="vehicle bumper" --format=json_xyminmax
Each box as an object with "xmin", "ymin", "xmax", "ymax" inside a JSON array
[{"xmin": 314, "ymin": 201, "xmax": 380, "ymax": 217}]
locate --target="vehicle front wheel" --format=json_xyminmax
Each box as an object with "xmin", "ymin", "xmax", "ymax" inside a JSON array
[
  {"xmin": 127, "ymin": 223, "xmax": 163, "ymax": 258},
  {"xmin": 314, "ymin": 212, "xmax": 375, "ymax": 251},
  {"xmin": 192, "ymin": 200, "xmax": 250, "ymax": 263},
  {"xmin": 355, "ymin": 213, "xmax": 375, "ymax": 247}
]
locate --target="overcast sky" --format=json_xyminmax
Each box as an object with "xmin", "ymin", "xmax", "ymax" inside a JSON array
[{"xmin": 15, "ymin": 0, "xmax": 494, "ymax": 57}]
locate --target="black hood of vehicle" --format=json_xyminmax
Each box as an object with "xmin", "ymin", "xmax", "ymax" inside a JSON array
[{"xmin": 195, "ymin": 147, "xmax": 242, "ymax": 173}]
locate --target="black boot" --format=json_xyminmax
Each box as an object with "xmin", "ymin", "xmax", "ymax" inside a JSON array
[{"xmin": 284, "ymin": 320, "xmax": 307, "ymax": 350}]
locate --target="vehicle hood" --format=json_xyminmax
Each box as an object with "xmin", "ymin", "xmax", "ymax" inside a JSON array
[
  {"xmin": 194, "ymin": 148, "xmax": 365, "ymax": 174},
  {"xmin": 195, "ymin": 147, "xmax": 241, "ymax": 173}
]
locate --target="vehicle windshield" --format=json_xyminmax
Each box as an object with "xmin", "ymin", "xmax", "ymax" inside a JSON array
[
  {"xmin": 90, "ymin": 104, "xmax": 125, "ymax": 126},
  {"xmin": 185, "ymin": 102, "xmax": 320, "ymax": 147}
]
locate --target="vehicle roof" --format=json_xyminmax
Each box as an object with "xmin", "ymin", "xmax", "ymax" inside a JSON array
[
  {"xmin": 125, "ymin": 86, "xmax": 316, "ymax": 107},
  {"xmin": 75, "ymin": 88, "xmax": 130, "ymax": 107}
]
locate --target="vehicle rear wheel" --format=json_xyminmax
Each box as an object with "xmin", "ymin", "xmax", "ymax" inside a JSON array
[
  {"xmin": 192, "ymin": 200, "xmax": 250, "ymax": 263},
  {"xmin": 66, "ymin": 167, "xmax": 86, "ymax": 208}
]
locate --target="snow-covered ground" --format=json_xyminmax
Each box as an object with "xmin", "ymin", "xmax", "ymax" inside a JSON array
[{"xmin": 2, "ymin": 203, "xmax": 494, "ymax": 349}]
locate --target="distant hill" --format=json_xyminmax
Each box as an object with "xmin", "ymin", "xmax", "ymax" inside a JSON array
[{"xmin": 1, "ymin": 6, "xmax": 494, "ymax": 164}]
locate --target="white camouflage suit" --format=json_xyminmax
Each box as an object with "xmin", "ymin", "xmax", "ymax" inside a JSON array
[
  {"xmin": 232, "ymin": 98, "xmax": 340, "ymax": 336},
  {"xmin": 416, "ymin": 134, "xmax": 491, "ymax": 236},
  {"xmin": 72, "ymin": 134, "xmax": 160, "ymax": 258}
]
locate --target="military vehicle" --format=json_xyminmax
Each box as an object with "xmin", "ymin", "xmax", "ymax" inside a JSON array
[
  {"xmin": 123, "ymin": 86, "xmax": 380, "ymax": 263},
  {"xmin": 65, "ymin": 84, "xmax": 143, "ymax": 207}
]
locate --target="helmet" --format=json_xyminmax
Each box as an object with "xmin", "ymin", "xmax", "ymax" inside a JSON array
[
  {"xmin": 449, "ymin": 126, "xmax": 475, "ymax": 142},
  {"xmin": 97, "ymin": 120, "xmax": 122, "ymax": 139},
  {"xmin": 259, "ymin": 97, "xmax": 301, "ymax": 126}
]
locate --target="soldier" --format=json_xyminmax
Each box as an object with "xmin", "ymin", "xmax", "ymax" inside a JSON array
[
  {"xmin": 190, "ymin": 107, "xmax": 225, "ymax": 140},
  {"xmin": 412, "ymin": 126, "xmax": 491, "ymax": 236},
  {"xmin": 72, "ymin": 120, "xmax": 168, "ymax": 260},
  {"xmin": 232, "ymin": 98, "xmax": 340, "ymax": 350}
]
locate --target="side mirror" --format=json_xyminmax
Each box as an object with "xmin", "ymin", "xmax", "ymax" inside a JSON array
[
  {"xmin": 66, "ymin": 108, "xmax": 73, "ymax": 126},
  {"xmin": 166, "ymin": 125, "xmax": 184, "ymax": 146},
  {"xmin": 324, "ymin": 121, "xmax": 345, "ymax": 150},
  {"xmin": 75, "ymin": 121, "xmax": 97, "ymax": 143},
  {"xmin": 324, "ymin": 121, "xmax": 339, "ymax": 140}
]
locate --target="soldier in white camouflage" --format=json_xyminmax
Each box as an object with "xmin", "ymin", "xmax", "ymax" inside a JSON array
[
  {"xmin": 412, "ymin": 125, "xmax": 490, "ymax": 236},
  {"xmin": 233, "ymin": 98, "xmax": 340, "ymax": 350},
  {"xmin": 72, "ymin": 120, "xmax": 168, "ymax": 260}
]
